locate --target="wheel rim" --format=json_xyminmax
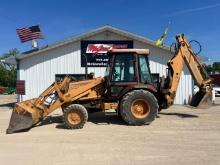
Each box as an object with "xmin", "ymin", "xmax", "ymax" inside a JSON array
[
  {"xmin": 131, "ymin": 99, "xmax": 150, "ymax": 119},
  {"xmin": 67, "ymin": 111, "xmax": 81, "ymax": 125}
]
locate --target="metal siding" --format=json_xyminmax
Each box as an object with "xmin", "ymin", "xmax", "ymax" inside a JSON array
[
  {"xmin": 19, "ymin": 42, "xmax": 85, "ymax": 100},
  {"xmin": 19, "ymin": 31, "xmax": 192, "ymax": 104}
]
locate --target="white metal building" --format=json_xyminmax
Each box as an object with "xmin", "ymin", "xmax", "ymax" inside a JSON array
[{"xmin": 15, "ymin": 26, "xmax": 192, "ymax": 104}]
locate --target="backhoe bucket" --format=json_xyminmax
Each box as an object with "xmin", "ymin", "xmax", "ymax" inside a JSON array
[
  {"xmin": 190, "ymin": 90, "xmax": 212, "ymax": 109},
  {"xmin": 6, "ymin": 100, "xmax": 42, "ymax": 134}
]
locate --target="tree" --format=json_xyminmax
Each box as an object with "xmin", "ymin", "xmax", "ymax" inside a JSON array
[
  {"xmin": 0, "ymin": 48, "xmax": 19, "ymax": 88},
  {"xmin": 204, "ymin": 62, "xmax": 220, "ymax": 75},
  {"xmin": 0, "ymin": 48, "xmax": 19, "ymax": 59},
  {"xmin": 204, "ymin": 64, "xmax": 213, "ymax": 74},
  {"xmin": 0, "ymin": 63, "xmax": 7, "ymax": 86},
  {"xmin": 212, "ymin": 62, "xmax": 220, "ymax": 73}
]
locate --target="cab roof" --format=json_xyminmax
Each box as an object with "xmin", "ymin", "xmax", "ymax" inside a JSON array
[{"xmin": 108, "ymin": 49, "xmax": 150, "ymax": 55}]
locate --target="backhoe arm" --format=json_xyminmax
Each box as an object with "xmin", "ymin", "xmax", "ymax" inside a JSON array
[{"xmin": 161, "ymin": 34, "xmax": 212, "ymax": 108}]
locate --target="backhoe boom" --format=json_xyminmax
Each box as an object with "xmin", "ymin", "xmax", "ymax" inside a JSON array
[{"xmin": 161, "ymin": 34, "xmax": 212, "ymax": 108}]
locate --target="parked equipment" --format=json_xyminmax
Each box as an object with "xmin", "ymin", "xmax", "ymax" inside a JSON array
[{"xmin": 7, "ymin": 34, "xmax": 212, "ymax": 134}]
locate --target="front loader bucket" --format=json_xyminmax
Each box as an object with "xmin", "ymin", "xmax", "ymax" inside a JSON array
[
  {"xmin": 190, "ymin": 90, "xmax": 212, "ymax": 109},
  {"xmin": 7, "ymin": 109, "xmax": 34, "ymax": 134},
  {"xmin": 6, "ymin": 100, "xmax": 42, "ymax": 134}
]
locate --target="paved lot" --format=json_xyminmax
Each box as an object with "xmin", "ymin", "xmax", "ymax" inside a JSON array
[{"xmin": 0, "ymin": 95, "xmax": 220, "ymax": 165}]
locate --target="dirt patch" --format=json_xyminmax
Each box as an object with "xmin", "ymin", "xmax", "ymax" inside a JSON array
[{"xmin": 0, "ymin": 96, "xmax": 220, "ymax": 165}]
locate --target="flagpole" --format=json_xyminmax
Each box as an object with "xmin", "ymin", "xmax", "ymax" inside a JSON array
[{"xmin": 32, "ymin": 39, "xmax": 38, "ymax": 49}]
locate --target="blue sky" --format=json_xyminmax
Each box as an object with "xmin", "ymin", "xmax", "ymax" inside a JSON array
[{"xmin": 0, "ymin": 0, "xmax": 219, "ymax": 64}]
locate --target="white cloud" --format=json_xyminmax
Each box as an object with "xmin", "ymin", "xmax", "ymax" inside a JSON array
[{"xmin": 167, "ymin": 3, "xmax": 220, "ymax": 17}]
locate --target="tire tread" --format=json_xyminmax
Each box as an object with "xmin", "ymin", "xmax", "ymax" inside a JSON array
[
  {"xmin": 63, "ymin": 104, "xmax": 88, "ymax": 129},
  {"xmin": 120, "ymin": 90, "xmax": 158, "ymax": 125}
]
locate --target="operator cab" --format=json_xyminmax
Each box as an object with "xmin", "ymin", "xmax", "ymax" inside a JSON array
[{"xmin": 105, "ymin": 49, "xmax": 157, "ymax": 101}]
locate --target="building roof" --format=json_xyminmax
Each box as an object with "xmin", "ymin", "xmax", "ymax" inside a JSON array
[
  {"xmin": 15, "ymin": 25, "xmax": 170, "ymax": 60},
  {"xmin": 4, "ymin": 25, "xmax": 208, "ymax": 65}
]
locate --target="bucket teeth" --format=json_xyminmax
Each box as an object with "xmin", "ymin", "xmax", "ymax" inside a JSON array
[{"xmin": 6, "ymin": 109, "xmax": 34, "ymax": 134}]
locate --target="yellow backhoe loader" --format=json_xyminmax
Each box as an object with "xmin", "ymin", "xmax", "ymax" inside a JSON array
[{"xmin": 7, "ymin": 34, "xmax": 212, "ymax": 134}]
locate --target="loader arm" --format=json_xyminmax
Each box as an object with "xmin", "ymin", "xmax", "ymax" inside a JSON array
[
  {"xmin": 161, "ymin": 34, "xmax": 212, "ymax": 108},
  {"xmin": 7, "ymin": 76, "xmax": 105, "ymax": 133}
]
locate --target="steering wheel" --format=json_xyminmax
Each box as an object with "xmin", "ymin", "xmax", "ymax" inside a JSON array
[{"xmin": 113, "ymin": 69, "xmax": 119, "ymax": 80}]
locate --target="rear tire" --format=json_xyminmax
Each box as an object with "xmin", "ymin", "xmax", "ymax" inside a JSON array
[
  {"xmin": 63, "ymin": 104, "xmax": 88, "ymax": 129},
  {"xmin": 120, "ymin": 90, "xmax": 158, "ymax": 125}
]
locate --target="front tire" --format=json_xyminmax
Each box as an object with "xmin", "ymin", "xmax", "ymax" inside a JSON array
[
  {"xmin": 63, "ymin": 104, "xmax": 88, "ymax": 129},
  {"xmin": 120, "ymin": 90, "xmax": 158, "ymax": 125}
]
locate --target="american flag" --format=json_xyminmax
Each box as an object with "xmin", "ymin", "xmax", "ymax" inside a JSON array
[{"xmin": 16, "ymin": 25, "xmax": 43, "ymax": 43}]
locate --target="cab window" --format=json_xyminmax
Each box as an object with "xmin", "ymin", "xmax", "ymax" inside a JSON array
[
  {"xmin": 139, "ymin": 55, "xmax": 152, "ymax": 83},
  {"xmin": 112, "ymin": 54, "xmax": 135, "ymax": 82}
]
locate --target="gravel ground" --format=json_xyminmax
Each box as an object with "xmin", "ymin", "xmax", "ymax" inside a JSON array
[{"xmin": 0, "ymin": 95, "xmax": 220, "ymax": 165}]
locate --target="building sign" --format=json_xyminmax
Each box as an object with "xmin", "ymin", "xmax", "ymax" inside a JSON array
[
  {"xmin": 81, "ymin": 40, "xmax": 133, "ymax": 67},
  {"xmin": 16, "ymin": 80, "xmax": 25, "ymax": 95}
]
